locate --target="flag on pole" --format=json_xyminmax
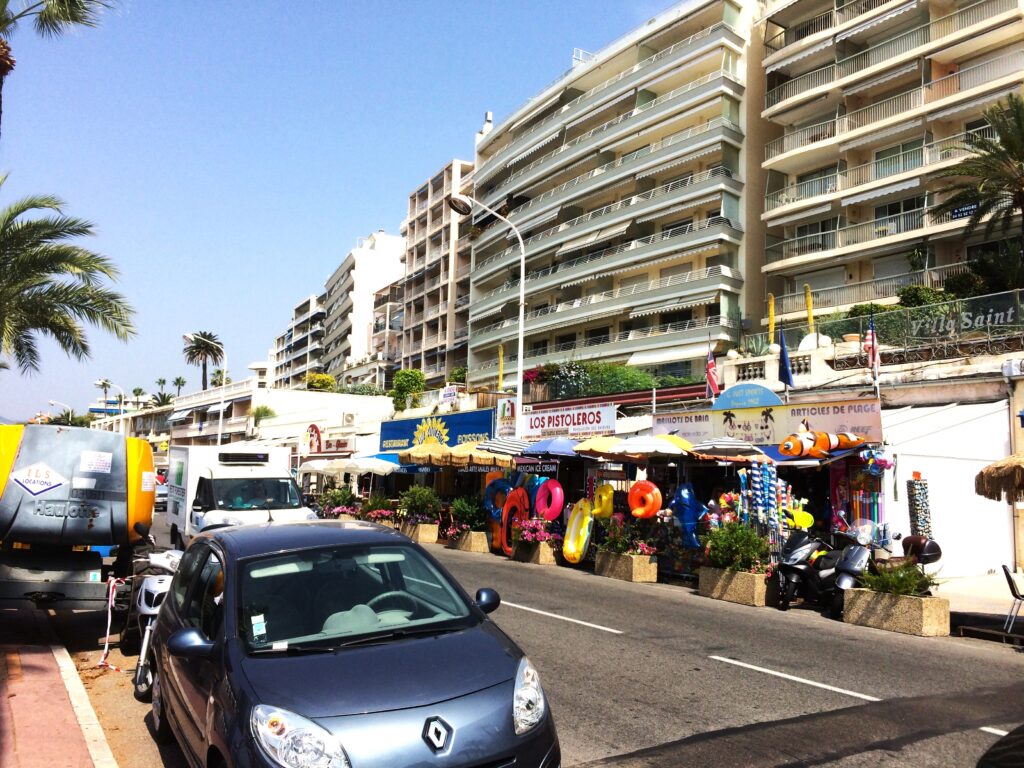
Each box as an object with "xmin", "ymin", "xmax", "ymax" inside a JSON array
[
  {"xmin": 705, "ymin": 341, "xmax": 720, "ymax": 399},
  {"xmin": 863, "ymin": 313, "xmax": 880, "ymax": 380},
  {"xmin": 778, "ymin": 327, "xmax": 794, "ymax": 389}
]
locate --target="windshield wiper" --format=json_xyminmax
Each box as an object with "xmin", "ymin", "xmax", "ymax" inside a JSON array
[
  {"xmin": 248, "ymin": 643, "xmax": 334, "ymax": 655},
  {"xmin": 335, "ymin": 624, "xmax": 466, "ymax": 648}
]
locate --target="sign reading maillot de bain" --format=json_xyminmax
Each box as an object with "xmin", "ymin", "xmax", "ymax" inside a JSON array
[{"xmin": 519, "ymin": 404, "xmax": 616, "ymax": 439}]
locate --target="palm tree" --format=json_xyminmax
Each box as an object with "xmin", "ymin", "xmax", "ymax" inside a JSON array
[
  {"xmin": 151, "ymin": 391, "xmax": 173, "ymax": 407},
  {"xmin": 210, "ymin": 368, "xmax": 231, "ymax": 387},
  {"xmin": 0, "ymin": 1, "xmax": 110, "ymax": 142},
  {"xmin": 182, "ymin": 332, "xmax": 223, "ymax": 390},
  {"xmin": 0, "ymin": 178, "xmax": 135, "ymax": 372},
  {"xmin": 933, "ymin": 95, "xmax": 1024, "ymax": 260},
  {"xmin": 95, "ymin": 378, "xmax": 110, "ymax": 409},
  {"xmin": 131, "ymin": 386, "xmax": 144, "ymax": 406},
  {"xmin": 155, "ymin": 377, "xmax": 166, "ymax": 393},
  {"xmin": 172, "ymin": 376, "xmax": 186, "ymax": 396}
]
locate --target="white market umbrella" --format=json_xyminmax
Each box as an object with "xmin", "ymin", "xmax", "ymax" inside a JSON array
[
  {"xmin": 343, "ymin": 457, "xmax": 398, "ymax": 476},
  {"xmin": 608, "ymin": 436, "xmax": 686, "ymax": 457}
]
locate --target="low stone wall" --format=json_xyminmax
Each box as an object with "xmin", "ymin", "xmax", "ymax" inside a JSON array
[
  {"xmin": 595, "ymin": 552, "xmax": 658, "ymax": 583},
  {"xmin": 698, "ymin": 567, "xmax": 771, "ymax": 607},
  {"xmin": 449, "ymin": 531, "xmax": 490, "ymax": 553},
  {"xmin": 843, "ymin": 588, "xmax": 950, "ymax": 637},
  {"xmin": 400, "ymin": 523, "xmax": 438, "ymax": 544}
]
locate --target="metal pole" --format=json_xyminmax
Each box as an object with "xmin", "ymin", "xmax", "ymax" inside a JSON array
[{"xmin": 217, "ymin": 345, "xmax": 227, "ymax": 445}]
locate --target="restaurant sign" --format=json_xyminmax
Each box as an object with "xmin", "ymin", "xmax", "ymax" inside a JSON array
[
  {"xmin": 519, "ymin": 404, "xmax": 616, "ymax": 439},
  {"xmin": 653, "ymin": 398, "xmax": 882, "ymax": 445},
  {"xmin": 379, "ymin": 408, "xmax": 494, "ymax": 451}
]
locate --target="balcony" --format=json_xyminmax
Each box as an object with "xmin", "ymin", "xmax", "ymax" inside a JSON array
[
  {"xmin": 471, "ymin": 265, "xmax": 741, "ymax": 348},
  {"xmin": 773, "ymin": 262, "xmax": 971, "ymax": 315},
  {"xmin": 475, "ymin": 167, "xmax": 742, "ymax": 280},
  {"xmin": 471, "ymin": 218, "xmax": 743, "ymax": 321},
  {"xmin": 170, "ymin": 414, "xmax": 250, "ymax": 440},
  {"xmin": 764, "ymin": 126, "xmax": 995, "ymax": 215},
  {"xmin": 475, "ymin": 22, "xmax": 741, "ymax": 190},
  {"xmin": 764, "ymin": 205, "xmax": 974, "ymax": 271},
  {"xmin": 473, "ymin": 315, "xmax": 736, "ymax": 376},
  {"xmin": 764, "ymin": 0, "xmax": 1018, "ymax": 112},
  {"xmin": 764, "ymin": 50, "xmax": 1024, "ymax": 164},
  {"xmin": 764, "ymin": 8, "xmax": 834, "ymax": 56}
]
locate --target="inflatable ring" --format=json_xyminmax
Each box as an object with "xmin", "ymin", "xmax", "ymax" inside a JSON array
[
  {"xmin": 484, "ymin": 479, "xmax": 513, "ymax": 522},
  {"xmin": 500, "ymin": 487, "xmax": 530, "ymax": 557},
  {"xmin": 592, "ymin": 484, "xmax": 614, "ymax": 519},
  {"xmin": 535, "ymin": 479, "xmax": 565, "ymax": 521},
  {"xmin": 628, "ymin": 480, "xmax": 662, "ymax": 519},
  {"xmin": 525, "ymin": 474, "xmax": 546, "ymax": 514},
  {"xmin": 563, "ymin": 498, "xmax": 594, "ymax": 565}
]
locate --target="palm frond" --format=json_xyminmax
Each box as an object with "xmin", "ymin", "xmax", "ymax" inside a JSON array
[{"xmin": 33, "ymin": 0, "xmax": 108, "ymax": 37}]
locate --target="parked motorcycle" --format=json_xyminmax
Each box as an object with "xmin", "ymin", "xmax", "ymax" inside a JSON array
[{"xmin": 127, "ymin": 546, "xmax": 182, "ymax": 701}]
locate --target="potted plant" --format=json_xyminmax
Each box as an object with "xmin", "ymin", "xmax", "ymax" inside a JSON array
[
  {"xmin": 360, "ymin": 493, "xmax": 395, "ymax": 526},
  {"xmin": 594, "ymin": 518, "xmax": 659, "ymax": 583},
  {"xmin": 510, "ymin": 518, "xmax": 563, "ymax": 565},
  {"xmin": 443, "ymin": 496, "xmax": 491, "ymax": 553},
  {"xmin": 698, "ymin": 523, "xmax": 774, "ymax": 606},
  {"xmin": 319, "ymin": 487, "xmax": 358, "ymax": 520},
  {"xmin": 844, "ymin": 561, "xmax": 948, "ymax": 636},
  {"xmin": 398, "ymin": 486, "xmax": 441, "ymax": 543}
]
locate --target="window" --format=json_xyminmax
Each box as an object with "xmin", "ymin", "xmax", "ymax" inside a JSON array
[
  {"xmin": 586, "ymin": 327, "xmax": 610, "ymax": 342},
  {"xmin": 874, "ymin": 197, "xmax": 924, "ymax": 233},
  {"xmin": 661, "ymin": 309, "xmax": 694, "ymax": 326},
  {"xmin": 874, "ymin": 139, "xmax": 924, "ymax": 179},
  {"xmin": 556, "ymin": 333, "xmax": 576, "ymax": 348},
  {"xmin": 530, "ymin": 340, "xmax": 548, "ymax": 356},
  {"xmin": 966, "ymin": 118, "xmax": 989, "ymax": 134},
  {"xmin": 171, "ymin": 546, "xmax": 206, "ymax": 612},
  {"xmin": 795, "ymin": 218, "xmax": 838, "ymax": 253},
  {"xmin": 663, "ymin": 218, "xmax": 693, "ymax": 237},
  {"xmin": 185, "ymin": 551, "xmax": 225, "ymax": 640},
  {"xmin": 790, "ymin": 267, "xmax": 844, "ymax": 293},
  {"xmin": 660, "ymin": 263, "xmax": 693, "ymax": 280},
  {"xmin": 193, "ymin": 478, "xmax": 215, "ymax": 512}
]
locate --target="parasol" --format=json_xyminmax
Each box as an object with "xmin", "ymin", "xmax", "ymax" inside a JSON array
[
  {"xmin": 398, "ymin": 442, "xmax": 453, "ymax": 466},
  {"xmin": 523, "ymin": 437, "xmax": 579, "ymax": 457},
  {"xmin": 608, "ymin": 436, "xmax": 686, "ymax": 457},
  {"xmin": 342, "ymin": 457, "xmax": 397, "ymax": 476},
  {"xmin": 656, "ymin": 434, "xmax": 694, "ymax": 452},
  {"xmin": 975, "ymin": 453, "xmax": 1024, "ymax": 502},
  {"xmin": 690, "ymin": 437, "xmax": 766, "ymax": 458},
  {"xmin": 449, "ymin": 441, "xmax": 516, "ymax": 469},
  {"xmin": 573, "ymin": 435, "xmax": 623, "ymax": 458}
]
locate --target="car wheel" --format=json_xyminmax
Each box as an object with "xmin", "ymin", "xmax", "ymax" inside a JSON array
[{"xmin": 151, "ymin": 668, "xmax": 173, "ymax": 744}]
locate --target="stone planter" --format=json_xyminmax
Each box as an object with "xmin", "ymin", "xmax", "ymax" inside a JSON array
[
  {"xmin": 511, "ymin": 540, "xmax": 558, "ymax": 565},
  {"xmin": 449, "ymin": 531, "xmax": 490, "ymax": 553},
  {"xmin": 401, "ymin": 522, "xmax": 439, "ymax": 544},
  {"xmin": 698, "ymin": 567, "xmax": 773, "ymax": 607},
  {"xmin": 843, "ymin": 588, "xmax": 950, "ymax": 637},
  {"xmin": 595, "ymin": 551, "xmax": 658, "ymax": 583}
]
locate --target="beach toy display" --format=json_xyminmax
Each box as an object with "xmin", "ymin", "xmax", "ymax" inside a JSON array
[
  {"xmin": 563, "ymin": 498, "xmax": 594, "ymax": 564},
  {"xmin": 778, "ymin": 430, "xmax": 866, "ymax": 459},
  {"xmin": 500, "ymin": 487, "xmax": 530, "ymax": 557},
  {"xmin": 484, "ymin": 478, "xmax": 513, "ymax": 521},
  {"xmin": 592, "ymin": 484, "xmax": 615, "ymax": 519},
  {"xmin": 628, "ymin": 480, "xmax": 662, "ymax": 519},
  {"xmin": 534, "ymin": 479, "xmax": 565, "ymax": 521}
]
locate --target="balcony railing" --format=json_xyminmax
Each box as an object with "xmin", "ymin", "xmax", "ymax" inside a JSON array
[
  {"xmin": 766, "ymin": 64, "xmax": 836, "ymax": 109},
  {"xmin": 773, "ymin": 262, "xmax": 971, "ymax": 314},
  {"xmin": 765, "ymin": 9, "xmax": 834, "ymax": 54},
  {"xmin": 765, "ymin": 49, "xmax": 1023, "ymax": 160},
  {"xmin": 765, "ymin": 127, "xmax": 995, "ymax": 211},
  {"xmin": 836, "ymin": 0, "xmax": 893, "ymax": 23},
  {"xmin": 765, "ymin": 205, "xmax": 968, "ymax": 264},
  {"xmin": 475, "ymin": 315, "xmax": 735, "ymax": 372},
  {"xmin": 477, "ymin": 166, "xmax": 739, "ymax": 271}
]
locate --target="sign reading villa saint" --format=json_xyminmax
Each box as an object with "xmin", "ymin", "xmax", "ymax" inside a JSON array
[{"xmin": 653, "ymin": 398, "xmax": 882, "ymax": 445}]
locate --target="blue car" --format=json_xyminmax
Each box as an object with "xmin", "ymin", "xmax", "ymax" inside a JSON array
[{"xmin": 149, "ymin": 520, "xmax": 559, "ymax": 768}]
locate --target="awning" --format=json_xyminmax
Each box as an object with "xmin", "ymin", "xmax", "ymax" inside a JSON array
[
  {"xmin": 514, "ymin": 206, "xmax": 560, "ymax": 233},
  {"xmin": 558, "ymin": 243, "xmax": 721, "ymax": 288},
  {"xmin": 836, "ymin": 1, "xmax": 918, "ymax": 40},
  {"xmin": 509, "ymin": 92, "xmax": 563, "ymax": 133},
  {"xmin": 629, "ymin": 293, "xmax": 718, "ymax": 318},
  {"xmin": 627, "ymin": 342, "xmax": 709, "ymax": 367},
  {"xmin": 564, "ymin": 89, "xmax": 635, "ymax": 130},
  {"xmin": 766, "ymin": 204, "xmax": 834, "ymax": 228},
  {"xmin": 205, "ymin": 401, "xmax": 232, "ymax": 415},
  {"xmin": 636, "ymin": 194, "xmax": 722, "ymax": 224},
  {"xmin": 843, "ymin": 62, "xmax": 918, "ymax": 97},
  {"xmin": 757, "ymin": 0, "xmax": 802, "ymax": 25},
  {"xmin": 470, "ymin": 303, "xmax": 504, "ymax": 322},
  {"xmin": 637, "ymin": 147, "xmax": 720, "ymax": 179},
  {"xmin": 841, "ymin": 177, "xmax": 919, "ymax": 206},
  {"xmin": 765, "ymin": 39, "xmax": 834, "ymax": 75},
  {"xmin": 477, "ymin": 437, "xmax": 531, "ymax": 456},
  {"xmin": 839, "ymin": 119, "xmax": 921, "ymax": 151},
  {"xmin": 506, "ymin": 130, "xmax": 561, "ymax": 168},
  {"xmin": 555, "ymin": 220, "xmax": 632, "ymax": 256},
  {"xmin": 167, "ymin": 409, "xmax": 194, "ymax": 423},
  {"xmin": 928, "ymin": 86, "xmax": 1020, "ymax": 120}
]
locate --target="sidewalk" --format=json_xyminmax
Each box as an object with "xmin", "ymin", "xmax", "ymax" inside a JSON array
[
  {"xmin": 0, "ymin": 607, "xmax": 116, "ymax": 768},
  {"xmin": 935, "ymin": 572, "xmax": 1018, "ymax": 618}
]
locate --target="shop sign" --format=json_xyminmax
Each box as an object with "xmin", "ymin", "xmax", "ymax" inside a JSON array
[
  {"xmin": 440, "ymin": 385, "xmax": 459, "ymax": 405},
  {"xmin": 304, "ymin": 424, "xmax": 323, "ymax": 455},
  {"xmin": 712, "ymin": 383, "xmax": 783, "ymax": 411},
  {"xmin": 496, "ymin": 398, "xmax": 517, "ymax": 438},
  {"xmin": 519, "ymin": 404, "xmax": 616, "ymax": 439},
  {"xmin": 379, "ymin": 408, "xmax": 494, "ymax": 451},
  {"xmin": 312, "ymin": 437, "xmax": 351, "ymax": 454},
  {"xmin": 653, "ymin": 398, "xmax": 883, "ymax": 445}
]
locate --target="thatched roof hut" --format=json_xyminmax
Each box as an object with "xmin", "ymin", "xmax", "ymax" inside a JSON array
[{"xmin": 975, "ymin": 453, "xmax": 1024, "ymax": 502}]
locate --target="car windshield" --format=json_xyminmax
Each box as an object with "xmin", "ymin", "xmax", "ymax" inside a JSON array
[
  {"xmin": 239, "ymin": 543, "xmax": 474, "ymax": 652},
  {"xmin": 212, "ymin": 478, "xmax": 301, "ymax": 511}
]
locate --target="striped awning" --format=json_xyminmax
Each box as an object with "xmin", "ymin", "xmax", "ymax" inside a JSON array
[
  {"xmin": 765, "ymin": 39, "xmax": 833, "ymax": 75},
  {"xmin": 766, "ymin": 203, "xmax": 833, "ymax": 228},
  {"xmin": 839, "ymin": 119, "xmax": 921, "ymax": 151},
  {"xmin": 627, "ymin": 341, "xmax": 709, "ymax": 366},
  {"xmin": 558, "ymin": 243, "xmax": 721, "ymax": 288},
  {"xmin": 167, "ymin": 409, "xmax": 194, "ymax": 423},
  {"xmin": 637, "ymin": 146, "xmax": 721, "ymax": 179},
  {"xmin": 636, "ymin": 194, "xmax": 722, "ymax": 224},
  {"xmin": 477, "ymin": 437, "xmax": 531, "ymax": 456},
  {"xmin": 841, "ymin": 178, "xmax": 919, "ymax": 206},
  {"xmin": 555, "ymin": 220, "xmax": 632, "ymax": 256},
  {"xmin": 629, "ymin": 293, "xmax": 718, "ymax": 318},
  {"xmin": 564, "ymin": 90, "xmax": 635, "ymax": 130},
  {"xmin": 928, "ymin": 87, "xmax": 1020, "ymax": 121},
  {"xmin": 836, "ymin": 1, "xmax": 918, "ymax": 41},
  {"xmin": 506, "ymin": 131, "xmax": 561, "ymax": 168},
  {"xmin": 844, "ymin": 62, "xmax": 918, "ymax": 97},
  {"xmin": 513, "ymin": 206, "xmax": 560, "ymax": 234}
]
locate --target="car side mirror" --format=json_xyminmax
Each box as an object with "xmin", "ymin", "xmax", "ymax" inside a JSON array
[
  {"xmin": 475, "ymin": 588, "xmax": 501, "ymax": 614},
  {"xmin": 167, "ymin": 627, "xmax": 217, "ymax": 659},
  {"xmin": 192, "ymin": 501, "xmax": 206, "ymax": 514}
]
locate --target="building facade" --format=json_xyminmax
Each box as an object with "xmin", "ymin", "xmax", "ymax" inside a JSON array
[
  {"xmin": 322, "ymin": 231, "xmax": 405, "ymax": 379},
  {"xmin": 399, "ymin": 159, "xmax": 475, "ymax": 385},
  {"xmin": 758, "ymin": 0, "xmax": 1024, "ymax": 321},
  {"xmin": 466, "ymin": 0, "xmax": 767, "ymax": 387},
  {"xmin": 337, "ymin": 283, "xmax": 405, "ymax": 390},
  {"xmin": 271, "ymin": 293, "xmax": 327, "ymax": 389}
]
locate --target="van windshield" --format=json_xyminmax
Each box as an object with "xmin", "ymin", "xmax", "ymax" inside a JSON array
[{"xmin": 212, "ymin": 478, "xmax": 302, "ymax": 511}]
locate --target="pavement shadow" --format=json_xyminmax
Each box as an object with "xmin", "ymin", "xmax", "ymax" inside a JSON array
[
  {"xmin": 577, "ymin": 681, "xmax": 1024, "ymax": 768},
  {"xmin": 144, "ymin": 711, "xmax": 190, "ymax": 768}
]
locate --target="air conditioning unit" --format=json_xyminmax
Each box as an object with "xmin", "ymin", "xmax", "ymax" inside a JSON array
[
  {"xmin": 343, "ymin": 413, "xmax": 356, "ymax": 426},
  {"xmin": 1002, "ymin": 359, "xmax": 1024, "ymax": 379}
]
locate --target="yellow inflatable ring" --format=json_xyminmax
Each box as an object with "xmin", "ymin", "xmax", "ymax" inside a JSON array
[
  {"xmin": 592, "ymin": 484, "xmax": 614, "ymax": 519},
  {"xmin": 563, "ymin": 498, "xmax": 594, "ymax": 565}
]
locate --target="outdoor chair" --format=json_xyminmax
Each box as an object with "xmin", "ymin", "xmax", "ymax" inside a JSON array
[{"xmin": 1002, "ymin": 565, "xmax": 1023, "ymax": 633}]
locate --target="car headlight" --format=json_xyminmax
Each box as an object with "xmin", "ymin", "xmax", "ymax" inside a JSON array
[
  {"xmin": 512, "ymin": 657, "xmax": 546, "ymax": 735},
  {"xmin": 251, "ymin": 705, "xmax": 350, "ymax": 768}
]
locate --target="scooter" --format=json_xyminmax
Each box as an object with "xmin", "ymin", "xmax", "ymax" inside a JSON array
[{"xmin": 127, "ymin": 547, "xmax": 182, "ymax": 701}]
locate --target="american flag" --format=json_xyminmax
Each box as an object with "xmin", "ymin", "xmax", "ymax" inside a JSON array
[
  {"xmin": 863, "ymin": 314, "xmax": 880, "ymax": 379},
  {"xmin": 705, "ymin": 343, "xmax": 720, "ymax": 398}
]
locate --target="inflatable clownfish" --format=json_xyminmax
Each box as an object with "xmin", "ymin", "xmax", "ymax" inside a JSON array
[{"xmin": 778, "ymin": 430, "xmax": 865, "ymax": 459}]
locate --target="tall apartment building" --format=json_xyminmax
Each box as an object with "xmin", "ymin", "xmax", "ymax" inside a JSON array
[
  {"xmin": 338, "ymin": 283, "xmax": 405, "ymax": 390},
  {"xmin": 759, "ymin": 0, "xmax": 1024, "ymax": 320},
  {"xmin": 322, "ymin": 231, "xmax": 405, "ymax": 379},
  {"xmin": 399, "ymin": 160, "xmax": 475, "ymax": 385},
  {"xmin": 465, "ymin": 0, "xmax": 766, "ymax": 386},
  {"xmin": 271, "ymin": 293, "xmax": 327, "ymax": 388}
]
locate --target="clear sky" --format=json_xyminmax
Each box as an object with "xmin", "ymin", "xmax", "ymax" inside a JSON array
[{"xmin": 1, "ymin": 0, "xmax": 675, "ymax": 420}]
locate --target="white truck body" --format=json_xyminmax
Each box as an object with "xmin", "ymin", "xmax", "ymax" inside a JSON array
[{"xmin": 164, "ymin": 446, "xmax": 314, "ymax": 546}]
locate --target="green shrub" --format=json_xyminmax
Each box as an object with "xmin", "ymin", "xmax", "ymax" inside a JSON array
[
  {"xmin": 305, "ymin": 372, "xmax": 337, "ymax": 391},
  {"xmin": 897, "ymin": 285, "xmax": 946, "ymax": 308},
  {"xmin": 942, "ymin": 270, "xmax": 987, "ymax": 299},
  {"xmin": 388, "ymin": 369, "xmax": 426, "ymax": 411},
  {"xmin": 449, "ymin": 366, "xmax": 467, "ymax": 383},
  {"xmin": 321, "ymin": 486, "xmax": 356, "ymax": 509},
  {"xmin": 399, "ymin": 485, "xmax": 441, "ymax": 525},
  {"xmin": 337, "ymin": 383, "xmax": 387, "ymax": 396},
  {"xmin": 362, "ymin": 493, "xmax": 392, "ymax": 513},
  {"xmin": 859, "ymin": 561, "xmax": 937, "ymax": 596},
  {"xmin": 450, "ymin": 496, "xmax": 488, "ymax": 532},
  {"xmin": 701, "ymin": 523, "xmax": 771, "ymax": 572},
  {"xmin": 250, "ymin": 405, "xmax": 276, "ymax": 426}
]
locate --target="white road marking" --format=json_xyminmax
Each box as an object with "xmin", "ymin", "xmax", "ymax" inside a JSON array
[
  {"xmin": 50, "ymin": 644, "xmax": 120, "ymax": 768},
  {"xmin": 709, "ymin": 655, "xmax": 881, "ymax": 701},
  {"xmin": 711, "ymin": 656, "xmax": 1016, "ymax": 740},
  {"xmin": 502, "ymin": 600, "xmax": 623, "ymax": 634}
]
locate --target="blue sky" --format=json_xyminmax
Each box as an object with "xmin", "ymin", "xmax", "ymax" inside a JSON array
[{"xmin": 1, "ymin": 0, "xmax": 673, "ymax": 419}]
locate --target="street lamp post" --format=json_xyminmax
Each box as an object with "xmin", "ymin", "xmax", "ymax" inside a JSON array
[
  {"xmin": 183, "ymin": 333, "xmax": 227, "ymax": 445},
  {"xmin": 447, "ymin": 193, "xmax": 526, "ymax": 439}
]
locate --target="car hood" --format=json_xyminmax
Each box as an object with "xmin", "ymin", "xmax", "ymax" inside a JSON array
[{"xmin": 239, "ymin": 620, "xmax": 519, "ymax": 718}]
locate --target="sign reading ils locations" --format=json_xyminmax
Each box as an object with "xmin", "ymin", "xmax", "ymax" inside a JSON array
[
  {"xmin": 10, "ymin": 462, "xmax": 68, "ymax": 496},
  {"xmin": 654, "ymin": 398, "xmax": 882, "ymax": 446},
  {"xmin": 519, "ymin": 404, "xmax": 616, "ymax": 439}
]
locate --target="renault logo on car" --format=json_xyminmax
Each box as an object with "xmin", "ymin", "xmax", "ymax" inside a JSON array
[{"xmin": 423, "ymin": 716, "xmax": 452, "ymax": 752}]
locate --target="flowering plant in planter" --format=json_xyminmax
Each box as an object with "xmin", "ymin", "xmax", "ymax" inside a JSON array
[
  {"xmin": 596, "ymin": 517, "xmax": 658, "ymax": 556},
  {"xmin": 398, "ymin": 486, "xmax": 441, "ymax": 526},
  {"xmin": 365, "ymin": 507, "xmax": 397, "ymax": 525},
  {"xmin": 511, "ymin": 518, "xmax": 563, "ymax": 546},
  {"xmin": 442, "ymin": 496, "xmax": 489, "ymax": 540},
  {"xmin": 700, "ymin": 523, "xmax": 771, "ymax": 573},
  {"xmin": 320, "ymin": 504, "xmax": 358, "ymax": 520}
]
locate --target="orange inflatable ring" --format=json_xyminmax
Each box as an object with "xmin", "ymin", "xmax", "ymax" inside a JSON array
[
  {"xmin": 628, "ymin": 480, "xmax": 662, "ymax": 519},
  {"xmin": 500, "ymin": 487, "xmax": 530, "ymax": 557},
  {"xmin": 592, "ymin": 483, "xmax": 614, "ymax": 519}
]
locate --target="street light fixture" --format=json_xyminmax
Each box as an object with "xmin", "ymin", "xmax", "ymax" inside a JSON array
[
  {"xmin": 447, "ymin": 192, "xmax": 526, "ymax": 438},
  {"xmin": 183, "ymin": 332, "xmax": 227, "ymax": 445},
  {"xmin": 94, "ymin": 380, "xmax": 127, "ymax": 432}
]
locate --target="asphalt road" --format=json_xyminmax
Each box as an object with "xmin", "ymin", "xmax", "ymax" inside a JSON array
[{"xmin": 45, "ymin": 541, "xmax": 1024, "ymax": 768}]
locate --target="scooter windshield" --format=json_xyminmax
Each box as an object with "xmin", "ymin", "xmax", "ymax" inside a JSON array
[{"xmin": 849, "ymin": 519, "xmax": 877, "ymax": 546}]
